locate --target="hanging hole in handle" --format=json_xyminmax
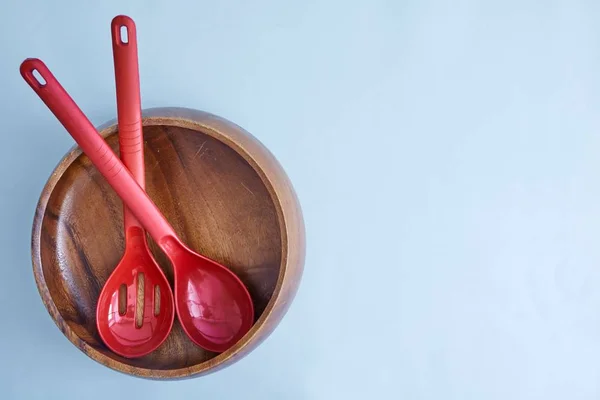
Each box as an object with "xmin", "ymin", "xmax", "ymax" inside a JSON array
[
  {"xmin": 32, "ymin": 69, "xmax": 46, "ymax": 86},
  {"xmin": 120, "ymin": 25, "xmax": 129, "ymax": 44}
]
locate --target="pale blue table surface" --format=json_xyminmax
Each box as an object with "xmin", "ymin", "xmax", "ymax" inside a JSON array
[{"xmin": 3, "ymin": 0, "xmax": 600, "ymax": 398}]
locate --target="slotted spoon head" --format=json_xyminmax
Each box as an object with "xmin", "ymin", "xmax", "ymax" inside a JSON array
[{"xmin": 96, "ymin": 228, "xmax": 175, "ymax": 358}]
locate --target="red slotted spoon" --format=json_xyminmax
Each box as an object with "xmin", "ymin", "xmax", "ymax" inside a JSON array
[
  {"xmin": 94, "ymin": 15, "xmax": 175, "ymax": 358},
  {"xmin": 21, "ymin": 58, "xmax": 255, "ymax": 353}
]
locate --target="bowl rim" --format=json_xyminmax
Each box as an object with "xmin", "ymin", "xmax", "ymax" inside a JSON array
[{"xmin": 31, "ymin": 107, "xmax": 305, "ymax": 379}]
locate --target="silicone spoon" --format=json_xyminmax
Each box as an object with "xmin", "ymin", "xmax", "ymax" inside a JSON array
[
  {"xmin": 21, "ymin": 58, "xmax": 255, "ymax": 353},
  {"xmin": 94, "ymin": 16, "xmax": 175, "ymax": 358}
]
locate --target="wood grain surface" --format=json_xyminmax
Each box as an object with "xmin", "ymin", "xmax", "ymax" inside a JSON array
[{"xmin": 31, "ymin": 108, "xmax": 305, "ymax": 379}]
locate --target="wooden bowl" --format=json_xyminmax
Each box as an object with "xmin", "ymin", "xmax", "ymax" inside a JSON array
[{"xmin": 31, "ymin": 107, "xmax": 305, "ymax": 379}]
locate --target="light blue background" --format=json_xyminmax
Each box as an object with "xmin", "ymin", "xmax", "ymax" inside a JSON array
[{"xmin": 2, "ymin": 0, "xmax": 600, "ymax": 398}]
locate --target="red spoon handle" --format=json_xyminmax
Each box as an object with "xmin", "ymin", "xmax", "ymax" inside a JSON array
[
  {"xmin": 111, "ymin": 15, "xmax": 145, "ymax": 236},
  {"xmin": 20, "ymin": 58, "xmax": 178, "ymax": 246}
]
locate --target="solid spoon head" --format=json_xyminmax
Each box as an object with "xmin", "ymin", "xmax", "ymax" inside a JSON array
[
  {"xmin": 96, "ymin": 232, "xmax": 175, "ymax": 358},
  {"xmin": 171, "ymin": 244, "xmax": 255, "ymax": 353}
]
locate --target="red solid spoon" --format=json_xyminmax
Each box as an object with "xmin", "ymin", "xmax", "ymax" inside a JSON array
[
  {"xmin": 21, "ymin": 58, "xmax": 255, "ymax": 353},
  {"xmin": 94, "ymin": 15, "xmax": 175, "ymax": 358}
]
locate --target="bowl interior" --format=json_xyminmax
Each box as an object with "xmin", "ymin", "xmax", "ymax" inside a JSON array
[{"xmin": 38, "ymin": 123, "xmax": 282, "ymax": 370}]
